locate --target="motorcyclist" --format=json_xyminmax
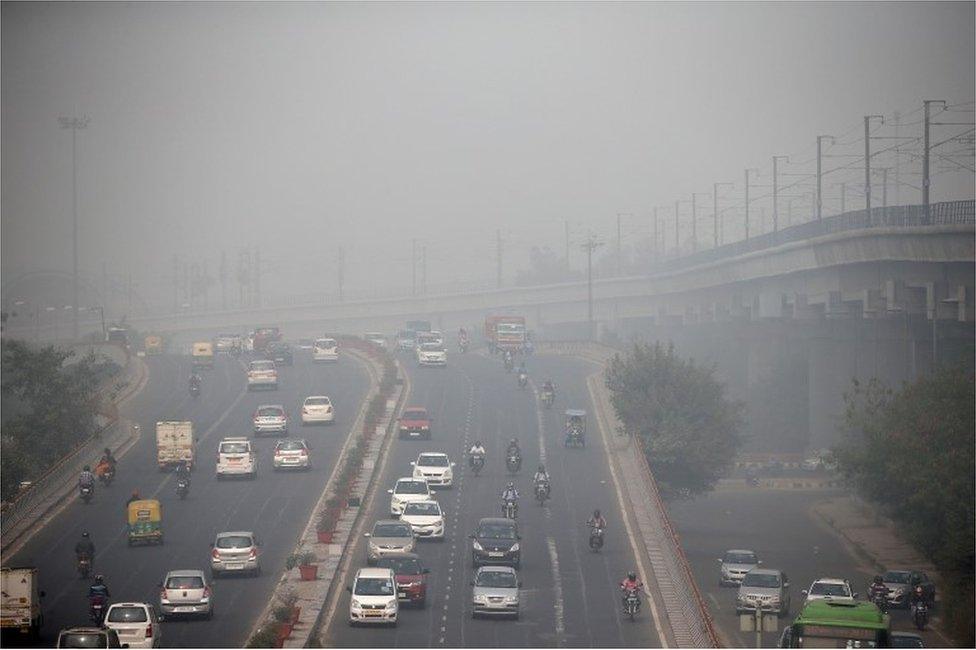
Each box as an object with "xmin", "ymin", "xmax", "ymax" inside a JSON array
[
  {"xmin": 868, "ymin": 575, "xmax": 888, "ymax": 603},
  {"xmin": 126, "ymin": 489, "xmax": 141, "ymax": 507},
  {"xmin": 587, "ymin": 509, "xmax": 608, "ymax": 531},
  {"xmin": 506, "ymin": 438, "xmax": 521, "ymax": 459},
  {"xmin": 175, "ymin": 459, "xmax": 191, "ymax": 486},
  {"xmin": 501, "ymin": 482, "xmax": 520, "ymax": 505},
  {"xmin": 75, "ymin": 531, "xmax": 95, "ymax": 562},
  {"xmin": 468, "ymin": 441, "xmax": 486, "ymax": 464},
  {"xmin": 503, "ymin": 349, "xmax": 514, "ymax": 370},
  {"xmin": 542, "ymin": 379, "xmax": 555, "ymax": 395},
  {"xmin": 94, "ymin": 456, "xmax": 113, "ymax": 481},
  {"xmin": 100, "ymin": 447, "xmax": 117, "ymax": 470},
  {"xmin": 620, "ymin": 572, "xmax": 644, "ymax": 606},
  {"xmin": 533, "ymin": 464, "xmax": 550, "ymax": 494},
  {"xmin": 78, "ymin": 465, "xmax": 95, "ymax": 491},
  {"xmin": 909, "ymin": 584, "xmax": 927, "ymax": 611},
  {"xmin": 88, "ymin": 575, "xmax": 111, "ymax": 601},
  {"xmin": 189, "ymin": 373, "xmax": 202, "ymax": 390}
]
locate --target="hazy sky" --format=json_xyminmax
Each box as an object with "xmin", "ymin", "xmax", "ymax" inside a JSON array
[{"xmin": 3, "ymin": 1, "xmax": 973, "ymax": 310}]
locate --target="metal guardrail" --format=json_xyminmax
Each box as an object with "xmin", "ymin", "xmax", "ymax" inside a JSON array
[{"xmin": 661, "ymin": 199, "xmax": 975, "ymax": 273}]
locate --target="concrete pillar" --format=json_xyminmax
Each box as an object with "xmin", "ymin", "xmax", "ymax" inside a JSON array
[{"xmin": 807, "ymin": 321, "xmax": 858, "ymax": 449}]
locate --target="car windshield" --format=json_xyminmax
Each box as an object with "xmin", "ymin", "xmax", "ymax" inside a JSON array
[
  {"xmin": 220, "ymin": 442, "xmax": 249, "ymax": 454},
  {"xmin": 366, "ymin": 333, "xmax": 384, "ymax": 340},
  {"xmin": 726, "ymin": 552, "xmax": 758, "ymax": 564},
  {"xmin": 374, "ymin": 524, "xmax": 412, "ymax": 538},
  {"xmin": 810, "ymin": 582, "xmax": 851, "ymax": 597},
  {"xmin": 354, "ymin": 578, "xmax": 395, "ymax": 596},
  {"xmin": 418, "ymin": 455, "xmax": 449, "ymax": 467},
  {"xmin": 316, "ymin": 339, "xmax": 336, "ymax": 348},
  {"xmin": 277, "ymin": 440, "xmax": 306, "ymax": 451},
  {"xmin": 420, "ymin": 344, "xmax": 442, "ymax": 351},
  {"xmin": 251, "ymin": 361, "xmax": 274, "ymax": 371},
  {"xmin": 216, "ymin": 535, "xmax": 253, "ymax": 549},
  {"xmin": 107, "ymin": 606, "xmax": 148, "ymax": 623},
  {"xmin": 396, "ymin": 481, "xmax": 427, "ymax": 494},
  {"xmin": 305, "ymin": 397, "xmax": 331, "ymax": 405},
  {"xmin": 404, "ymin": 502, "xmax": 440, "ymax": 516},
  {"xmin": 742, "ymin": 573, "xmax": 781, "ymax": 588},
  {"xmin": 377, "ymin": 557, "xmax": 423, "ymax": 575},
  {"xmin": 166, "ymin": 575, "xmax": 204, "ymax": 589},
  {"xmin": 884, "ymin": 571, "xmax": 913, "ymax": 584},
  {"xmin": 478, "ymin": 523, "xmax": 517, "ymax": 540},
  {"xmin": 476, "ymin": 571, "xmax": 517, "ymax": 588},
  {"xmin": 257, "ymin": 407, "xmax": 283, "ymax": 417},
  {"xmin": 398, "ymin": 330, "xmax": 415, "ymax": 339},
  {"xmin": 59, "ymin": 632, "xmax": 109, "ymax": 648},
  {"xmin": 402, "ymin": 410, "xmax": 426, "ymax": 420}
]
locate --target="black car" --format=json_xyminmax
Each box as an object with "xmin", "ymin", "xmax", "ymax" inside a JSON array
[
  {"xmin": 470, "ymin": 517, "xmax": 520, "ymax": 569},
  {"xmin": 265, "ymin": 342, "xmax": 293, "ymax": 366}
]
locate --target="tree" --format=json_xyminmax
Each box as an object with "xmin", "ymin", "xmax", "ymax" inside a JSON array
[
  {"xmin": 834, "ymin": 367, "xmax": 975, "ymax": 646},
  {"xmin": 605, "ymin": 342, "xmax": 743, "ymax": 498}
]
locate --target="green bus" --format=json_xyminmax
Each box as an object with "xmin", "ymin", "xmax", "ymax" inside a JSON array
[{"xmin": 781, "ymin": 600, "xmax": 890, "ymax": 648}]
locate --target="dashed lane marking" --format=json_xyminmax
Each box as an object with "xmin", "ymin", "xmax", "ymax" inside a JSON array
[{"xmin": 546, "ymin": 537, "xmax": 567, "ymax": 642}]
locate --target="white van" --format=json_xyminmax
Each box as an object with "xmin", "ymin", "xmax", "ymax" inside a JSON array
[
  {"xmin": 313, "ymin": 338, "xmax": 339, "ymax": 363},
  {"xmin": 347, "ymin": 567, "xmax": 398, "ymax": 626}
]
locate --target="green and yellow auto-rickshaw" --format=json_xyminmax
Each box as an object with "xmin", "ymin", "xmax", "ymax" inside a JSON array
[{"xmin": 127, "ymin": 499, "xmax": 163, "ymax": 546}]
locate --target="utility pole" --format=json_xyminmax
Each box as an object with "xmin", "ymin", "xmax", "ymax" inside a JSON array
[
  {"xmin": 713, "ymin": 182, "xmax": 733, "ymax": 247},
  {"xmin": 691, "ymin": 193, "xmax": 708, "ymax": 251},
  {"xmin": 496, "ymin": 229, "xmax": 503, "ymax": 289},
  {"xmin": 922, "ymin": 100, "xmax": 946, "ymax": 222},
  {"xmin": 337, "ymin": 246, "xmax": 345, "ymax": 302},
  {"xmin": 816, "ymin": 136, "xmax": 834, "ymax": 221},
  {"xmin": 772, "ymin": 156, "xmax": 789, "ymax": 232},
  {"xmin": 411, "ymin": 238, "xmax": 418, "ymax": 297},
  {"xmin": 581, "ymin": 235, "xmax": 604, "ymax": 341},
  {"xmin": 59, "ymin": 115, "xmax": 89, "ymax": 339},
  {"xmin": 893, "ymin": 111, "xmax": 902, "ymax": 206},
  {"xmin": 864, "ymin": 114, "xmax": 884, "ymax": 219},
  {"xmin": 744, "ymin": 168, "xmax": 759, "ymax": 240},
  {"xmin": 220, "ymin": 250, "xmax": 228, "ymax": 310}
]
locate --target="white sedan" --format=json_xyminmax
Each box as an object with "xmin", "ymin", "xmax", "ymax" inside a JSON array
[
  {"xmin": 387, "ymin": 477, "xmax": 432, "ymax": 517},
  {"xmin": 411, "ymin": 452, "xmax": 454, "ymax": 488},
  {"xmin": 301, "ymin": 395, "xmax": 335, "ymax": 425},
  {"xmin": 400, "ymin": 500, "xmax": 445, "ymax": 540}
]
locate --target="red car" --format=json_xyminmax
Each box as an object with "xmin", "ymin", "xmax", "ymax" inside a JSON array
[
  {"xmin": 376, "ymin": 553, "xmax": 429, "ymax": 607},
  {"xmin": 398, "ymin": 407, "xmax": 432, "ymax": 440}
]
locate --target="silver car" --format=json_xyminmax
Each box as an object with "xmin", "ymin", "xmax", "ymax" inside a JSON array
[
  {"xmin": 718, "ymin": 549, "xmax": 761, "ymax": 586},
  {"xmin": 736, "ymin": 568, "xmax": 790, "ymax": 617},
  {"xmin": 471, "ymin": 566, "xmax": 520, "ymax": 618},
  {"xmin": 365, "ymin": 520, "xmax": 416, "ymax": 564},
  {"xmin": 210, "ymin": 532, "xmax": 260, "ymax": 577},
  {"xmin": 159, "ymin": 570, "xmax": 213, "ymax": 619}
]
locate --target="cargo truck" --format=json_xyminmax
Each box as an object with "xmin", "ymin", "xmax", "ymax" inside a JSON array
[
  {"xmin": 1, "ymin": 567, "xmax": 44, "ymax": 640},
  {"xmin": 156, "ymin": 421, "xmax": 194, "ymax": 471},
  {"xmin": 484, "ymin": 316, "xmax": 526, "ymax": 353}
]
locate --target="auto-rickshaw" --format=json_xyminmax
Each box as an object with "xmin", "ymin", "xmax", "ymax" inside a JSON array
[
  {"xmin": 564, "ymin": 409, "xmax": 587, "ymax": 448},
  {"xmin": 127, "ymin": 499, "xmax": 163, "ymax": 546}
]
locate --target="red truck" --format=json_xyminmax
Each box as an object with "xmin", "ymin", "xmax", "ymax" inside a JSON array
[
  {"xmin": 484, "ymin": 316, "xmax": 526, "ymax": 353},
  {"xmin": 398, "ymin": 407, "xmax": 432, "ymax": 440}
]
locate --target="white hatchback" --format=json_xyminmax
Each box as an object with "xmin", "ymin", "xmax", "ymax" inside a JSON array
[
  {"xmin": 273, "ymin": 438, "xmax": 311, "ymax": 470},
  {"xmin": 313, "ymin": 338, "xmax": 339, "ymax": 362},
  {"xmin": 301, "ymin": 395, "xmax": 335, "ymax": 425},
  {"xmin": 387, "ymin": 477, "xmax": 432, "ymax": 517},
  {"xmin": 411, "ymin": 453, "xmax": 454, "ymax": 488},
  {"xmin": 103, "ymin": 602, "xmax": 161, "ymax": 649},
  {"xmin": 400, "ymin": 500, "xmax": 445, "ymax": 540},
  {"xmin": 216, "ymin": 437, "xmax": 256, "ymax": 478},
  {"xmin": 348, "ymin": 567, "xmax": 398, "ymax": 626}
]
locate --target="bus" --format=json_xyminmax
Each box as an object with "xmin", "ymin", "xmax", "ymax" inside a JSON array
[{"xmin": 782, "ymin": 600, "xmax": 890, "ymax": 648}]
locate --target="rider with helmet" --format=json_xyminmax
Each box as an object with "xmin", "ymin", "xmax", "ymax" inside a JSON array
[
  {"xmin": 75, "ymin": 531, "xmax": 95, "ymax": 562},
  {"xmin": 587, "ymin": 509, "xmax": 608, "ymax": 530},
  {"xmin": 868, "ymin": 575, "xmax": 888, "ymax": 604},
  {"xmin": 620, "ymin": 572, "xmax": 644, "ymax": 608},
  {"xmin": 79, "ymin": 465, "xmax": 95, "ymax": 490},
  {"xmin": 533, "ymin": 464, "xmax": 551, "ymax": 497},
  {"xmin": 88, "ymin": 575, "xmax": 111, "ymax": 601},
  {"xmin": 501, "ymin": 482, "xmax": 520, "ymax": 504},
  {"xmin": 126, "ymin": 489, "xmax": 141, "ymax": 507}
]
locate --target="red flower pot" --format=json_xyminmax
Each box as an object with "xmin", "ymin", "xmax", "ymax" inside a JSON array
[
  {"xmin": 299, "ymin": 564, "xmax": 318, "ymax": 581},
  {"xmin": 290, "ymin": 606, "xmax": 301, "ymax": 625},
  {"xmin": 316, "ymin": 530, "xmax": 334, "ymax": 543}
]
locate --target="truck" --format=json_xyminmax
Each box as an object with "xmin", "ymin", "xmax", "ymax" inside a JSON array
[
  {"xmin": 191, "ymin": 341, "xmax": 214, "ymax": 369},
  {"xmin": 484, "ymin": 316, "xmax": 526, "ymax": 353},
  {"xmin": 156, "ymin": 421, "xmax": 194, "ymax": 471},
  {"xmin": 1, "ymin": 567, "xmax": 44, "ymax": 639},
  {"xmin": 252, "ymin": 327, "xmax": 282, "ymax": 354},
  {"xmin": 144, "ymin": 334, "xmax": 164, "ymax": 355}
]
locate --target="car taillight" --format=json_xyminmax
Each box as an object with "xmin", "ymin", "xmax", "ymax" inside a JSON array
[
  {"xmin": 145, "ymin": 623, "xmax": 153, "ymax": 638},
  {"xmin": 203, "ymin": 586, "xmax": 213, "ymax": 598},
  {"xmin": 159, "ymin": 588, "xmax": 167, "ymax": 600},
  {"xmin": 299, "ymin": 449, "xmax": 307, "ymax": 456},
  {"xmin": 211, "ymin": 548, "xmax": 220, "ymax": 559},
  {"xmin": 249, "ymin": 548, "xmax": 258, "ymax": 559},
  {"xmin": 326, "ymin": 406, "xmax": 333, "ymax": 413},
  {"xmin": 302, "ymin": 407, "xmax": 308, "ymax": 414}
]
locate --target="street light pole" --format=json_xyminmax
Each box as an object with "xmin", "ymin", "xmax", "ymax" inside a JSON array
[
  {"xmin": 713, "ymin": 182, "xmax": 733, "ymax": 247},
  {"xmin": 922, "ymin": 100, "xmax": 946, "ymax": 223},
  {"xmin": 581, "ymin": 235, "xmax": 604, "ymax": 341},
  {"xmin": 691, "ymin": 193, "xmax": 709, "ymax": 251},
  {"xmin": 816, "ymin": 135, "xmax": 834, "ymax": 221},
  {"xmin": 744, "ymin": 168, "xmax": 759, "ymax": 240},
  {"xmin": 772, "ymin": 156, "xmax": 789, "ymax": 232},
  {"xmin": 864, "ymin": 114, "xmax": 884, "ymax": 219},
  {"xmin": 59, "ymin": 115, "xmax": 89, "ymax": 340}
]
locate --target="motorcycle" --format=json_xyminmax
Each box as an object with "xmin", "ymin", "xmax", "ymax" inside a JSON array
[
  {"xmin": 97, "ymin": 467, "xmax": 115, "ymax": 487},
  {"xmin": 870, "ymin": 590, "xmax": 888, "ymax": 615},
  {"xmin": 89, "ymin": 595, "xmax": 107, "ymax": 626},
  {"xmin": 458, "ymin": 339, "xmax": 469, "ymax": 354},
  {"xmin": 506, "ymin": 453, "xmax": 521, "ymax": 474},
  {"xmin": 77, "ymin": 556, "xmax": 92, "ymax": 579},
  {"xmin": 534, "ymin": 480, "xmax": 550, "ymax": 505},
  {"xmin": 502, "ymin": 499, "xmax": 518, "ymax": 520},
  {"xmin": 912, "ymin": 601, "xmax": 928, "ymax": 630},
  {"xmin": 517, "ymin": 373, "xmax": 528, "ymax": 389},
  {"xmin": 79, "ymin": 484, "xmax": 94, "ymax": 504},
  {"xmin": 623, "ymin": 588, "xmax": 641, "ymax": 621},
  {"xmin": 176, "ymin": 477, "xmax": 190, "ymax": 500},
  {"xmin": 541, "ymin": 390, "xmax": 554, "ymax": 409},
  {"xmin": 469, "ymin": 455, "xmax": 485, "ymax": 476},
  {"xmin": 503, "ymin": 356, "xmax": 514, "ymax": 373},
  {"xmin": 189, "ymin": 383, "xmax": 201, "ymax": 398},
  {"xmin": 589, "ymin": 525, "xmax": 605, "ymax": 551}
]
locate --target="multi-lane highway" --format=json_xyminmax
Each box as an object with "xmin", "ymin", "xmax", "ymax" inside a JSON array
[
  {"xmin": 7, "ymin": 350, "xmax": 368, "ymax": 648},
  {"xmin": 322, "ymin": 351, "xmax": 662, "ymax": 647}
]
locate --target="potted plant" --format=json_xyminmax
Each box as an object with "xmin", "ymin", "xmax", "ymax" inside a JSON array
[
  {"xmin": 285, "ymin": 550, "xmax": 318, "ymax": 581},
  {"xmin": 278, "ymin": 589, "xmax": 301, "ymax": 625},
  {"xmin": 245, "ymin": 624, "xmax": 278, "ymax": 648},
  {"xmin": 272, "ymin": 604, "xmax": 293, "ymax": 640},
  {"xmin": 316, "ymin": 509, "xmax": 338, "ymax": 543}
]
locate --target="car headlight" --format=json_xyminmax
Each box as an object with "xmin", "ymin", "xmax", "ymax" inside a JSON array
[
  {"xmin": 473, "ymin": 595, "xmax": 487, "ymax": 604},
  {"xmin": 510, "ymin": 543, "xmax": 520, "ymax": 552},
  {"xmin": 506, "ymin": 596, "xmax": 519, "ymax": 603},
  {"xmin": 385, "ymin": 600, "xmax": 397, "ymax": 610},
  {"xmin": 351, "ymin": 599, "xmax": 361, "ymax": 608},
  {"xmin": 443, "ymin": 469, "xmax": 452, "ymax": 479},
  {"xmin": 472, "ymin": 540, "xmax": 483, "ymax": 551}
]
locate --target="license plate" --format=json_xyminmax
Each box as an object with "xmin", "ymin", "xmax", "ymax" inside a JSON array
[
  {"xmin": 489, "ymin": 552, "xmax": 504, "ymax": 557},
  {"xmin": 398, "ymin": 591, "xmax": 407, "ymax": 598},
  {"xmin": 226, "ymin": 562, "xmax": 245, "ymax": 569},
  {"xmin": 174, "ymin": 606, "xmax": 196, "ymax": 613},
  {"xmin": 229, "ymin": 458, "xmax": 241, "ymax": 463},
  {"xmin": 410, "ymin": 431, "xmax": 420, "ymax": 437}
]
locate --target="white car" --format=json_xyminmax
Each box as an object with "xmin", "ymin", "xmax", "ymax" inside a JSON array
[
  {"xmin": 273, "ymin": 438, "xmax": 311, "ymax": 470},
  {"xmin": 802, "ymin": 577, "xmax": 856, "ymax": 603},
  {"xmin": 400, "ymin": 500, "xmax": 445, "ymax": 540},
  {"xmin": 416, "ymin": 343, "xmax": 447, "ymax": 367},
  {"xmin": 301, "ymin": 395, "xmax": 335, "ymax": 425},
  {"xmin": 364, "ymin": 332, "xmax": 387, "ymax": 349},
  {"xmin": 159, "ymin": 570, "xmax": 213, "ymax": 619},
  {"xmin": 387, "ymin": 477, "xmax": 433, "ymax": 517},
  {"xmin": 411, "ymin": 452, "xmax": 454, "ymax": 488},
  {"xmin": 348, "ymin": 567, "xmax": 398, "ymax": 626},
  {"xmin": 216, "ymin": 437, "xmax": 256, "ymax": 479},
  {"xmin": 252, "ymin": 404, "xmax": 288, "ymax": 436},
  {"xmin": 246, "ymin": 359, "xmax": 278, "ymax": 391},
  {"xmin": 103, "ymin": 602, "xmax": 162, "ymax": 648},
  {"xmin": 313, "ymin": 338, "xmax": 339, "ymax": 362},
  {"xmin": 210, "ymin": 531, "xmax": 260, "ymax": 577}
]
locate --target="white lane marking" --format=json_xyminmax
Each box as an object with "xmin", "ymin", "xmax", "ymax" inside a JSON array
[
  {"xmin": 546, "ymin": 537, "xmax": 566, "ymax": 638},
  {"xmin": 588, "ymin": 374, "xmax": 669, "ymax": 647}
]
